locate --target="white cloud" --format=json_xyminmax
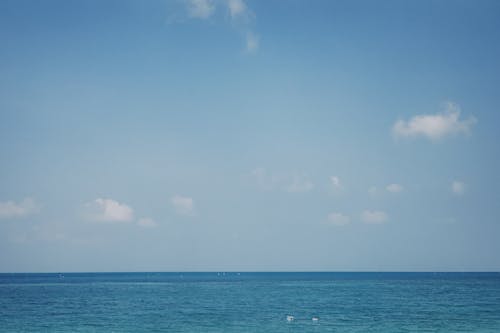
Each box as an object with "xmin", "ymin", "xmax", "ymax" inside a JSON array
[
  {"xmin": 286, "ymin": 174, "xmax": 314, "ymax": 193},
  {"xmin": 0, "ymin": 198, "xmax": 39, "ymax": 219},
  {"xmin": 386, "ymin": 183, "xmax": 403, "ymax": 193},
  {"xmin": 361, "ymin": 210, "xmax": 388, "ymax": 224},
  {"xmin": 181, "ymin": 0, "xmax": 258, "ymax": 53},
  {"xmin": 392, "ymin": 102, "xmax": 476, "ymax": 140},
  {"xmin": 451, "ymin": 181, "xmax": 465, "ymax": 195},
  {"xmin": 245, "ymin": 31, "xmax": 259, "ymax": 52},
  {"xmin": 137, "ymin": 217, "xmax": 157, "ymax": 228},
  {"xmin": 327, "ymin": 213, "xmax": 351, "ymax": 226},
  {"xmin": 227, "ymin": 0, "xmax": 247, "ymax": 18},
  {"xmin": 85, "ymin": 198, "xmax": 134, "ymax": 222},
  {"xmin": 330, "ymin": 176, "xmax": 342, "ymax": 189},
  {"xmin": 171, "ymin": 195, "xmax": 195, "ymax": 215},
  {"xmin": 186, "ymin": 0, "xmax": 215, "ymax": 19}
]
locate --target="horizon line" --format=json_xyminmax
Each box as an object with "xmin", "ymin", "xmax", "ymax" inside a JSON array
[{"xmin": 1, "ymin": 270, "xmax": 499, "ymax": 274}]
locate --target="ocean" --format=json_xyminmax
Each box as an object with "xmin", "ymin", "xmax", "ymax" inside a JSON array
[{"xmin": 1, "ymin": 272, "xmax": 499, "ymax": 332}]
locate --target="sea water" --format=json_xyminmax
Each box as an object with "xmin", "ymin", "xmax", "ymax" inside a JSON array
[{"xmin": 1, "ymin": 272, "xmax": 499, "ymax": 332}]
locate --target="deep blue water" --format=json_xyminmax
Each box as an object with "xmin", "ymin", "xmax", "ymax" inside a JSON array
[{"xmin": 1, "ymin": 272, "xmax": 500, "ymax": 332}]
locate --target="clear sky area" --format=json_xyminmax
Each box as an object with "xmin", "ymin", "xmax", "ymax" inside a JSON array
[{"xmin": 1, "ymin": 0, "xmax": 500, "ymax": 272}]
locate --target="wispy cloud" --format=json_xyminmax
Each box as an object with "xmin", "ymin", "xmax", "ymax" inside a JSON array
[
  {"xmin": 84, "ymin": 198, "xmax": 134, "ymax": 222},
  {"xmin": 227, "ymin": 0, "xmax": 248, "ymax": 18},
  {"xmin": 286, "ymin": 174, "xmax": 314, "ymax": 193},
  {"xmin": 251, "ymin": 168, "xmax": 313, "ymax": 193},
  {"xmin": 137, "ymin": 217, "xmax": 158, "ymax": 228},
  {"xmin": 245, "ymin": 31, "xmax": 259, "ymax": 52},
  {"xmin": 386, "ymin": 183, "xmax": 403, "ymax": 193},
  {"xmin": 251, "ymin": 167, "xmax": 278, "ymax": 190},
  {"xmin": 180, "ymin": 0, "xmax": 259, "ymax": 52},
  {"xmin": 8, "ymin": 223, "xmax": 68, "ymax": 244},
  {"xmin": 0, "ymin": 198, "xmax": 39, "ymax": 219},
  {"xmin": 186, "ymin": 0, "xmax": 216, "ymax": 19},
  {"xmin": 451, "ymin": 180, "xmax": 466, "ymax": 195},
  {"xmin": 326, "ymin": 213, "xmax": 351, "ymax": 226},
  {"xmin": 368, "ymin": 186, "xmax": 378, "ymax": 196},
  {"xmin": 330, "ymin": 176, "xmax": 342, "ymax": 189},
  {"xmin": 392, "ymin": 102, "xmax": 476, "ymax": 140},
  {"xmin": 361, "ymin": 210, "xmax": 388, "ymax": 224},
  {"xmin": 171, "ymin": 195, "xmax": 195, "ymax": 215}
]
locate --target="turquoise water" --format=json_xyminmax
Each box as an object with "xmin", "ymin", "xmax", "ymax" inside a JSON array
[{"xmin": 1, "ymin": 272, "xmax": 499, "ymax": 332}]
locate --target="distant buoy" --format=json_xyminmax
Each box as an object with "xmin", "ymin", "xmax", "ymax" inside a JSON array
[{"xmin": 286, "ymin": 315, "xmax": 295, "ymax": 322}]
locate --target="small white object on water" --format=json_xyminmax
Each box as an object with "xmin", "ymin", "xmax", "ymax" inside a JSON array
[
  {"xmin": 286, "ymin": 315, "xmax": 295, "ymax": 322},
  {"xmin": 312, "ymin": 317, "xmax": 319, "ymax": 322}
]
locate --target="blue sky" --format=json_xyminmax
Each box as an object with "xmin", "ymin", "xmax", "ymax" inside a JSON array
[{"xmin": 1, "ymin": 0, "xmax": 500, "ymax": 272}]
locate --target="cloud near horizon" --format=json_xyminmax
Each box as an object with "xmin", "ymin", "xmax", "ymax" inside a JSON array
[
  {"xmin": 251, "ymin": 168, "xmax": 314, "ymax": 193},
  {"xmin": 392, "ymin": 102, "xmax": 476, "ymax": 140},
  {"xmin": 137, "ymin": 217, "xmax": 157, "ymax": 228},
  {"xmin": 326, "ymin": 213, "xmax": 351, "ymax": 226},
  {"xmin": 84, "ymin": 198, "xmax": 134, "ymax": 222},
  {"xmin": 0, "ymin": 198, "xmax": 39, "ymax": 219},
  {"xmin": 361, "ymin": 210, "xmax": 388, "ymax": 224},
  {"xmin": 386, "ymin": 183, "xmax": 403, "ymax": 193},
  {"xmin": 171, "ymin": 195, "xmax": 195, "ymax": 215}
]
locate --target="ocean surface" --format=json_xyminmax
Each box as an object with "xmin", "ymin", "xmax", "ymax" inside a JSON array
[{"xmin": 1, "ymin": 272, "xmax": 500, "ymax": 332}]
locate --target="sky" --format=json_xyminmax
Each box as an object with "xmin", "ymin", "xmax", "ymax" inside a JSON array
[{"xmin": 1, "ymin": 0, "xmax": 500, "ymax": 272}]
